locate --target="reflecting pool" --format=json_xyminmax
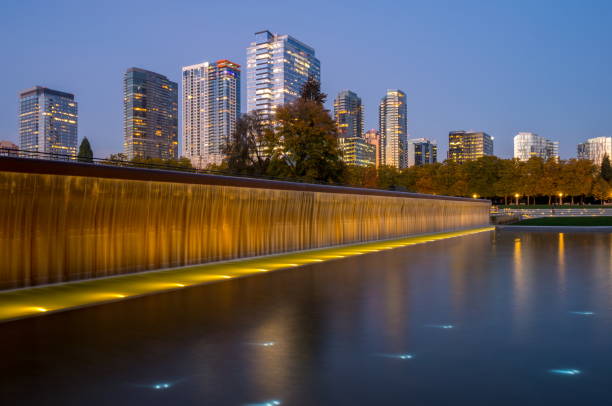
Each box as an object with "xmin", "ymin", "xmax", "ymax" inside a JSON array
[{"xmin": 1, "ymin": 230, "xmax": 611, "ymax": 405}]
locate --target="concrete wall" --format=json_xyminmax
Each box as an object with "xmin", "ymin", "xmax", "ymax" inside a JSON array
[{"xmin": 0, "ymin": 158, "xmax": 490, "ymax": 289}]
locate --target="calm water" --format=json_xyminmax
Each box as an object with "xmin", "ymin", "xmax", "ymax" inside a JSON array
[{"xmin": 1, "ymin": 230, "xmax": 611, "ymax": 406}]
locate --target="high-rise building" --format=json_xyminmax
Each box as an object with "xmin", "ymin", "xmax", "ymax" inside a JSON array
[
  {"xmin": 0, "ymin": 140, "xmax": 18, "ymax": 157},
  {"xmin": 182, "ymin": 60, "xmax": 241, "ymax": 168},
  {"xmin": 406, "ymin": 138, "xmax": 437, "ymax": 167},
  {"xmin": 19, "ymin": 86, "xmax": 78, "ymax": 159},
  {"xmin": 338, "ymin": 137, "xmax": 376, "ymax": 167},
  {"xmin": 577, "ymin": 137, "xmax": 612, "ymax": 165},
  {"xmin": 513, "ymin": 132, "xmax": 558, "ymax": 161},
  {"xmin": 246, "ymin": 30, "xmax": 320, "ymax": 119},
  {"xmin": 379, "ymin": 90, "xmax": 407, "ymax": 168},
  {"xmin": 124, "ymin": 68, "xmax": 178, "ymax": 160},
  {"xmin": 447, "ymin": 130, "xmax": 493, "ymax": 163},
  {"xmin": 364, "ymin": 129, "xmax": 381, "ymax": 168},
  {"xmin": 334, "ymin": 90, "xmax": 363, "ymax": 138}
]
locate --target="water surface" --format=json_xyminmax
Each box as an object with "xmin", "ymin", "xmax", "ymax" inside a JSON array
[{"xmin": 1, "ymin": 230, "xmax": 611, "ymax": 405}]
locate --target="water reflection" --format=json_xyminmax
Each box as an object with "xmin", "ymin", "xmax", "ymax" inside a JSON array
[{"xmin": 0, "ymin": 231, "xmax": 611, "ymax": 405}]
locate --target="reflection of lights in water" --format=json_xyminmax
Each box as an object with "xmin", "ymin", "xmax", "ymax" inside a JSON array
[
  {"xmin": 248, "ymin": 342, "xmax": 275, "ymax": 347},
  {"xmin": 570, "ymin": 311, "xmax": 594, "ymax": 316},
  {"xmin": 426, "ymin": 324, "xmax": 454, "ymax": 329},
  {"xmin": 244, "ymin": 400, "xmax": 281, "ymax": 406},
  {"xmin": 376, "ymin": 353, "xmax": 414, "ymax": 360},
  {"xmin": 549, "ymin": 369, "xmax": 581, "ymax": 376}
]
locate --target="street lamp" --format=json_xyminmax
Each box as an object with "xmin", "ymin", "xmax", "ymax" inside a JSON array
[
  {"xmin": 514, "ymin": 193, "xmax": 520, "ymax": 206},
  {"xmin": 558, "ymin": 192, "xmax": 563, "ymax": 205},
  {"xmin": 472, "ymin": 194, "xmax": 478, "ymax": 199}
]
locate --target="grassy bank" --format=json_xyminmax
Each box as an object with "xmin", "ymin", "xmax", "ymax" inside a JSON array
[{"xmin": 513, "ymin": 216, "xmax": 612, "ymax": 226}]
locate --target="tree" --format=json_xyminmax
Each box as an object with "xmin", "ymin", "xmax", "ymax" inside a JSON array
[
  {"xmin": 592, "ymin": 177, "xmax": 611, "ymax": 204},
  {"xmin": 601, "ymin": 154, "xmax": 612, "ymax": 182},
  {"xmin": 272, "ymin": 96, "xmax": 345, "ymax": 183},
  {"xmin": 77, "ymin": 137, "xmax": 93, "ymax": 163},
  {"xmin": 299, "ymin": 76, "xmax": 327, "ymax": 104},
  {"xmin": 344, "ymin": 165, "xmax": 378, "ymax": 188},
  {"xmin": 540, "ymin": 158, "xmax": 561, "ymax": 205},
  {"xmin": 560, "ymin": 159, "xmax": 596, "ymax": 204},
  {"xmin": 223, "ymin": 110, "xmax": 277, "ymax": 176},
  {"xmin": 376, "ymin": 165, "xmax": 400, "ymax": 190},
  {"xmin": 494, "ymin": 159, "xmax": 521, "ymax": 205}
]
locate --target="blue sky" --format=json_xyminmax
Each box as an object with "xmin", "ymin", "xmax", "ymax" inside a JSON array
[{"xmin": 1, "ymin": 0, "xmax": 611, "ymax": 159}]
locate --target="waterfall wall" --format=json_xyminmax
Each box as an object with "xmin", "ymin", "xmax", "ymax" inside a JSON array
[{"xmin": 0, "ymin": 158, "xmax": 490, "ymax": 289}]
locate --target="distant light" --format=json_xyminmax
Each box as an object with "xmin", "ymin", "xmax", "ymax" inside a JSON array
[
  {"xmin": 219, "ymin": 275, "xmax": 232, "ymax": 279},
  {"xmin": 255, "ymin": 269, "xmax": 269, "ymax": 272},
  {"xmin": 570, "ymin": 311, "xmax": 594, "ymax": 316},
  {"xmin": 153, "ymin": 383, "xmax": 171, "ymax": 389},
  {"xmin": 32, "ymin": 307, "xmax": 48, "ymax": 312},
  {"xmin": 549, "ymin": 369, "xmax": 581, "ymax": 376},
  {"xmin": 173, "ymin": 283, "xmax": 186, "ymax": 287},
  {"xmin": 427, "ymin": 324, "xmax": 454, "ymax": 329},
  {"xmin": 112, "ymin": 294, "xmax": 126, "ymax": 298}
]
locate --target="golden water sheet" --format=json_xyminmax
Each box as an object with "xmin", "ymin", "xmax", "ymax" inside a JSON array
[
  {"xmin": 0, "ymin": 171, "xmax": 490, "ymax": 289},
  {"xmin": 0, "ymin": 227, "xmax": 494, "ymax": 323}
]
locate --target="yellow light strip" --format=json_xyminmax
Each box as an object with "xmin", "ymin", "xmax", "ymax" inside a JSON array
[{"xmin": 0, "ymin": 227, "xmax": 494, "ymax": 323}]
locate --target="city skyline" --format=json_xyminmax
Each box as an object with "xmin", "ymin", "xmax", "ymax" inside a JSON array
[{"xmin": 1, "ymin": 1, "xmax": 611, "ymax": 159}]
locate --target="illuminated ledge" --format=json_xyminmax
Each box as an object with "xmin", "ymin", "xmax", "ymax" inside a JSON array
[{"xmin": 0, "ymin": 226, "xmax": 493, "ymax": 323}]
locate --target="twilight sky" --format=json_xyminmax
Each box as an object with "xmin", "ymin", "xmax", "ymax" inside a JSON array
[{"xmin": 1, "ymin": 0, "xmax": 611, "ymax": 159}]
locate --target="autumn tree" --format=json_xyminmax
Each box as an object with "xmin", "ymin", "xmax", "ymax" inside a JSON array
[
  {"xmin": 223, "ymin": 110, "xmax": 277, "ymax": 176},
  {"xmin": 271, "ymin": 82, "xmax": 345, "ymax": 183}
]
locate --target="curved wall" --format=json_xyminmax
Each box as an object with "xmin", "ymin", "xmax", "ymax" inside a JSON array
[{"xmin": 0, "ymin": 159, "xmax": 490, "ymax": 289}]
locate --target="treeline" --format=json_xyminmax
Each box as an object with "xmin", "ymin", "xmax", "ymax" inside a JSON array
[
  {"xmin": 343, "ymin": 156, "xmax": 611, "ymax": 204},
  {"xmin": 217, "ymin": 78, "xmax": 611, "ymax": 204}
]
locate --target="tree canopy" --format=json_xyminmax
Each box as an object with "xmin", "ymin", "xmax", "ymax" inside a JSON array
[{"xmin": 77, "ymin": 137, "xmax": 93, "ymax": 163}]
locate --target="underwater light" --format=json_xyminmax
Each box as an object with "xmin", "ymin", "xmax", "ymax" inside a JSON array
[{"xmin": 549, "ymin": 369, "xmax": 581, "ymax": 376}]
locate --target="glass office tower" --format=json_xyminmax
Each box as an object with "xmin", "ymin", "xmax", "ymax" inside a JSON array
[
  {"xmin": 182, "ymin": 60, "xmax": 241, "ymax": 168},
  {"xmin": 448, "ymin": 130, "xmax": 494, "ymax": 163},
  {"xmin": 577, "ymin": 137, "xmax": 612, "ymax": 165},
  {"xmin": 19, "ymin": 86, "xmax": 78, "ymax": 159},
  {"xmin": 406, "ymin": 138, "xmax": 437, "ymax": 167},
  {"xmin": 338, "ymin": 137, "xmax": 376, "ymax": 167},
  {"xmin": 334, "ymin": 90, "xmax": 363, "ymax": 138},
  {"xmin": 124, "ymin": 68, "xmax": 178, "ymax": 160},
  {"xmin": 246, "ymin": 30, "xmax": 320, "ymax": 120},
  {"xmin": 364, "ymin": 129, "xmax": 381, "ymax": 168},
  {"xmin": 379, "ymin": 90, "xmax": 407, "ymax": 168},
  {"xmin": 513, "ymin": 132, "xmax": 558, "ymax": 161}
]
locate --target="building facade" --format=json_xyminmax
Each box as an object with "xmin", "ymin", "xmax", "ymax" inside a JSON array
[
  {"xmin": 0, "ymin": 140, "xmax": 18, "ymax": 157},
  {"xmin": 334, "ymin": 90, "xmax": 363, "ymax": 139},
  {"xmin": 406, "ymin": 138, "xmax": 437, "ymax": 167},
  {"xmin": 246, "ymin": 30, "xmax": 320, "ymax": 119},
  {"xmin": 379, "ymin": 90, "xmax": 407, "ymax": 168},
  {"xmin": 338, "ymin": 137, "xmax": 376, "ymax": 167},
  {"xmin": 124, "ymin": 68, "xmax": 178, "ymax": 160},
  {"xmin": 513, "ymin": 132, "xmax": 558, "ymax": 161},
  {"xmin": 447, "ymin": 131, "xmax": 493, "ymax": 163},
  {"xmin": 182, "ymin": 60, "xmax": 241, "ymax": 168},
  {"xmin": 364, "ymin": 129, "xmax": 381, "ymax": 168},
  {"xmin": 577, "ymin": 136, "xmax": 612, "ymax": 165},
  {"xmin": 19, "ymin": 86, "xmax": 78, "ymax": 159}
]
